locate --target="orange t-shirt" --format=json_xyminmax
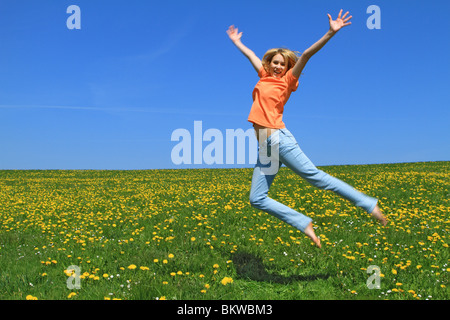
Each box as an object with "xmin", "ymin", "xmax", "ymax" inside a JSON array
[{"xmin": 248, "ymin": 67, "xmax": 299, "ymax": 129}]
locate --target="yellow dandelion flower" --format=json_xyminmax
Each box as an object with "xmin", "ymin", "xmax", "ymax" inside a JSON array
[
  {"xmin": 26, "ymin": 295, "xmax": 38, "ymax": 300},
  {"xmin": 221, "ymin": 276, "xmax": 233, "ymax": 285},
  {"xmin": 127, "ymin": 264, "xmax": 137, "ymax": 270},
  {"xmin": 168, "ymin": 254, "xmax": 174, "ymax": 259},
  {"xmin": 68, "ymin": 292, "xmax": 77, "ymax": 299}
]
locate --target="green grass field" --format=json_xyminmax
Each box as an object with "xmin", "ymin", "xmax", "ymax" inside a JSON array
[{"xmin": 0, "ymin": 162, "xmax": 448, "ymax": 300}]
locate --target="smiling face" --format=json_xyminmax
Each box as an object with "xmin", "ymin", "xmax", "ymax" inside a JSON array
[
  {"xmin": 269, "ymin": 54, "xmax": 287, "ymax": 78},
  {"xmin": 262, "ymin": 48, "xmax": 299, "ymax": 78}
]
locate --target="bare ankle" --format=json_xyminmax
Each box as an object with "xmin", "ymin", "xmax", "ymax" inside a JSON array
[
  {"xmin": 304, "ymin": 222, "xmax": 321, "ymax": 248},
  {"xmin": 371, "ymin": 205, "xmax": 388, "ymax": 226}
]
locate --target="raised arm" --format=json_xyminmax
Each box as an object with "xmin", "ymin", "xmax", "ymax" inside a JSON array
[
  {"xmin": 292, "ymin": 10, "xmax": 352, "ymax": 78},
  {"xmin": 227, "ymin": 25, "xmax": 262, "ymax": 73}
]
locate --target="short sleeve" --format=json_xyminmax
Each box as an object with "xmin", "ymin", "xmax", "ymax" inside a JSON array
[
  {"xmin": 258, "ymin": 66, "xmax": 268, "ymax": 78},
  {"xmin": 285, "ymin": 69, "xmax": 299, "ymax": 92}
]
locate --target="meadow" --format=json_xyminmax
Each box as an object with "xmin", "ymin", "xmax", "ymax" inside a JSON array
[{"xmin": 0, "ymin": 162, "xmax": 448, "ymax": 300}]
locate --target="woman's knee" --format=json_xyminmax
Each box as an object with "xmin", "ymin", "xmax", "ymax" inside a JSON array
[
  {"xmin": 249, "ymin": 193, "xmax": 265, "ymax": 209},
  {"xmin": 249, "ymin": 194, "xmax": 259, "ymax": 208},
  {"xmin": 303, "ymin": 169, "xmax": 332, "ymax": 190}
]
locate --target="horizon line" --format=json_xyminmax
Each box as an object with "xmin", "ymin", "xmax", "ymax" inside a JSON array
[{"xmin": 0, "ymin": 160, "xmax": 448, "ymax": 171}]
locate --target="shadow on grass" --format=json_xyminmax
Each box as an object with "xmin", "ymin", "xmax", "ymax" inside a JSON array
[{"xmin": 232, "ymin": 252, "xmax": 330, "ymax": 284}]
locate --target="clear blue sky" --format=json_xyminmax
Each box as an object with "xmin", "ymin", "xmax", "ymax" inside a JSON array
[{"xmin": 1, "ymin": 0, "xmax": 449, "ymax": 170}]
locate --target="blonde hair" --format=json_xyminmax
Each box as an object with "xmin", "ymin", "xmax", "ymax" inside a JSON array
[{"xmin": 262, "ymin": 48, "xmax": 300, "ymax": 73}]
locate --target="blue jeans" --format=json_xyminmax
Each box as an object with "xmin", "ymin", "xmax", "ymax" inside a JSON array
[{"xmin": 249, "ymin": 128, "xmax": 378, "ymax": 233}]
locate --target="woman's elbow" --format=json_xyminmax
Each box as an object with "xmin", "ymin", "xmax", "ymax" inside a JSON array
[{"xmin": 300, "ymin": 51, "xmax": 313, "ymax": 60}]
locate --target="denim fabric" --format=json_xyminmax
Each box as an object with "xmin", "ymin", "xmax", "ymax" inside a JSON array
[{"xmin": 249, "ymin": 128, "xmax": 378, "ymax": 233}]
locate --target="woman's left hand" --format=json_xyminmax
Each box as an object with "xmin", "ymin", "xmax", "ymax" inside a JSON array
[{"xmin": 328, "ymin": 9, "xmax": 352, "ymax": 33}]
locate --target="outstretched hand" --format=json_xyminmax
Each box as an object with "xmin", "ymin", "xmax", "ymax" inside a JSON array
[
  {"xmin": 227, "ymin": 25, "xmax": 242, "ymax": 43},
  {"xmin": 226, "ymin": 25, "xmax": 262, "ymax": 72},
  {"xmin": 327, "ymin": 9, "xmax": 352, "ymax": 33}
]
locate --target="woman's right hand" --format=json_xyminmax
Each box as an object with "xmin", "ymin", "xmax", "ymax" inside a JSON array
[
  {"xmin": 226, "ymin": 25, "xmax": 242, "ymax": 43},
  {"xmin": 226, "ymin": 25, "xmax": 262, "ymax": 73}
]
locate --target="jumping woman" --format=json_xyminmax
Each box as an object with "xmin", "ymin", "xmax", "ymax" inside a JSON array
[{"xmin": 227, "ymin": 10, "xmax": 387, "ymax": 249}]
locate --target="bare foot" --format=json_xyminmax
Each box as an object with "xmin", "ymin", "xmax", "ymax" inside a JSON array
[
  {"xmin": 304, "ymin": 222, "xmax": 321, "ymax": 248},
  {"xmin": 371, "ymin": 204, "xmax": 388, "ymax": 226}
]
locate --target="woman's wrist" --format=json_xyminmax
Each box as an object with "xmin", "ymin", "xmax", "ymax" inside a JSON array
[{"xmin": 327, "ymin": 28, "xmax": 337, "ymax": 37}]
